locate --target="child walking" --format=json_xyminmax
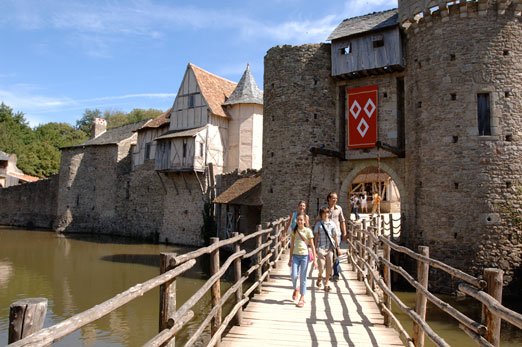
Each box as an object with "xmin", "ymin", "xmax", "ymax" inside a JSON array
[{"xmin": 288, "ymin": 213, "xmax": 317, "ymax": 307}]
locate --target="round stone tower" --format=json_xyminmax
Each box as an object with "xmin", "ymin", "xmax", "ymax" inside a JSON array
[{"xmin": 400, "ymin": 0, "xmax": 522, "ymax": 290}]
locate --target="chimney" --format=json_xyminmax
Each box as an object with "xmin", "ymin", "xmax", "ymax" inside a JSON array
[{"xmin": 92, "ymin": 118, "xmax": 107, "ymax": 139}]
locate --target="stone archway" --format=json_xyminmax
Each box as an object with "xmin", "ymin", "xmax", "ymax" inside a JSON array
[{"xmin": 339, "ymin": 161, "xmax": 407, "ymax": 216}]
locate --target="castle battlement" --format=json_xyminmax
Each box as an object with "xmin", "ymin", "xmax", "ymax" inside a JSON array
[{"xmin": 399, "ymin": 0, "xmax": 522, "ymax": 32}]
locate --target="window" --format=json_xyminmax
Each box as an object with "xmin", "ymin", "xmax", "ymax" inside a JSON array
[
  {"xmin": 372, "ymin": 35, "xmax": 384, "ymax": 48},
  {"xmin": 340, "ymin": 43, "xmax": 351, "ymax": 55},
  {"xmin": 144, "ymin": 142, "xmax": 151, "ymax": 159},
  {"xmin": 188, "ymin": 95, "xmax": 195, "ymax": 108},
  {"xmin": 183, "ymin": 140, "xmax": 187, "ymax": 158},
  {"xmin": 477, "ymin": 93, "xmax": 491, "ymax": 136},
  {"xmin": 200, "ymin": 142, "xmax": 204, "ymax": 157}
]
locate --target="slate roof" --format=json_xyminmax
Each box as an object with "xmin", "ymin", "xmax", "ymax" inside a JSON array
[
  {"xmin": 223, "ymin": 65, "xmax": 263, "ymax": 106},
  {"xmin": 138, "ymin": 108, "xmax": 171, "ymax": 131},
  {"xmin": 327, "ymin": 9, "xmax": 399, "ymax": 41},
  {"xmin": 155, "ymin": 125, "xmax": 207, "ymax": 140},
  {"xmin": 65, "ymin": 120, "xmax": 148, "ymax": 148},
  {"xmin": 213, "ymin": 176, "xmax": 262, "ymax": 206},
  {"xmin": 190, "ymin": 64, "xmax": 237, "ymax": 118}
]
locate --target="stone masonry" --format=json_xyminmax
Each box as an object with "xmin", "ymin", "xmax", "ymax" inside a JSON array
[{"xmin": 262, "ymin": 2, "xmax": 522, "ymax": 293}]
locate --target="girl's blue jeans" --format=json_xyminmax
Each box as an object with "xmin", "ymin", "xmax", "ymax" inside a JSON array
[{"xmin": 291, "ymin": 254, "xmax": 309, "ymax": 296}]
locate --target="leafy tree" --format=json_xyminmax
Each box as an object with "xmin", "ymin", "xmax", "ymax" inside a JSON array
[{"xmin": 75, "ymin": 108, "xmax": 102, "ymax": 137}]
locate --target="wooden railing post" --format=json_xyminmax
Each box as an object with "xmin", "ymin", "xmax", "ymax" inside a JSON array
[
  {"xmin": 483, "ymin": 268, "xmax": 503, "ymax": 347},
  {"xmin": 365, "ymin": 235, "xmax": 374, "ymax": 293},
  {"xmin": 232, "ymin": 232, "xmax": 243, "ymax": 326},
  {"xmin": 159, "ymin": 252, "xmax": 177, "ymax": 347},
  {"xmin": 383, "ymin": 236, "xmax": 391, "ymax": 327},
  {"xmin": 210, "ymin": 237, "xmax": 222, "ymax": 345},
  {"xmin": 255, "ymin": 225, "xmax": 263, "ymax": 294},
  {"xmin": 357, "ymin": 227, "xmax": 364, "ymax": 281},
  {"xmin": 413, "ymin": 246, "xmax": 429, "ymax": 347},
  {"xmin": 271, "ymin": 222, "xmax": 278, "ymax": 267},
  {"xmin": 264, "ymin": 223, "xmax": 271, "ymax": 280},
  {"xmin": 8, "ymin": 298, "xmax": 47, "ymax": 344},
  {"xmin": 389, "ymin": 213, "xmax": 394, "ymax": 238}
]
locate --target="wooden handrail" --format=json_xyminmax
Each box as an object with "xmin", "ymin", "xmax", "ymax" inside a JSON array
[
  {"xmin": 8, "ymin": 259, "xmax": 197, "ymax": 347},
  {"xmin": 8, "ymin": 217, "xmax": 290, "ymax": 347},
  {"xmin": 458, "ymin": 283, "xmax": 522, "ymax": 330},
  {"xmin": 379, "ymin": 235, "xmax": 485, "ymax": 288},
  {"xmin": 345, "ymin": 220, "xmax": 520, "ymax": 347}
]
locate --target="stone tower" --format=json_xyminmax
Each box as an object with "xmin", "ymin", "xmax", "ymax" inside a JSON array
[
  {"xmin": 399, "ymin": 0, "xmax": 522, "ymax": 286},
  {"xmin": 223, "ymin": 65, "xmax": 264, "ymax": 172}
]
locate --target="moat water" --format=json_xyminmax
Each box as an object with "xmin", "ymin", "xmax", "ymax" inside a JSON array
[{"xmin": 1, "ymin": 227, "xmax": 521, "ymax": 346}]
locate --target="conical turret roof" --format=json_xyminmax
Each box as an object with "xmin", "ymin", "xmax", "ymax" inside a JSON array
[{"xmin": 223, "ymin": 65, "xmax": 263, "ymax": 106}]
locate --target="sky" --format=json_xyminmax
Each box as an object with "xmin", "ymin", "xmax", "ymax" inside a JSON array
[{"xmin": 1, "ymin": 0, "xmax": 396, "ymax": 128}]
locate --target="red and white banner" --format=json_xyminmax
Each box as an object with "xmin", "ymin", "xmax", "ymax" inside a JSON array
[{"xmin": 347, "ymin": 85, "xmax": 378, "ymax": 149}]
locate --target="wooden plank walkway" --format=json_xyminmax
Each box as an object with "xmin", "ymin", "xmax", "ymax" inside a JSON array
[{"xmin": 222, "ymin": 252, "xmax": 404, "ymax": 347}]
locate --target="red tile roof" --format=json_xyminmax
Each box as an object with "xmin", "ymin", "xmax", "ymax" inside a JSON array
[
  {"xmin": 9, "ymin": 171, "xmax": 39, "ymax": 182},
  {"xmin": 190, "ymin": 64, "xmax": 237, "ymax": 118}
]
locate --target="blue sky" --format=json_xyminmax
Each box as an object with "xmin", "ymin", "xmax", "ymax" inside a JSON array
[{"xmin": 1, "ymin": 0, "xmax": 396, "ymax": 127}]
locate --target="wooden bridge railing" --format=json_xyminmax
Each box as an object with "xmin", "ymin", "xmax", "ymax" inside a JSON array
[
  {"xmin": 346, "ymin": 217, "xmax": 522, "ymax": 347},
  {"xmin": 7, "ymin": 217, "xmax": 289, "ymax": 347}
]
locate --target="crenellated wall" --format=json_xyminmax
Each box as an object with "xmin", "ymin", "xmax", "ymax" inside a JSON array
[{"xmin": 402, "ymin": 0, "xmax": 522, "ymax": 287}]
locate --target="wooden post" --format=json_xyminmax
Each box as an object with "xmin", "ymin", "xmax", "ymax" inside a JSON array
[
  {"xmin": 159, "ymin": 252, "xmax": 177, "ymax": 347},
  {"xmin": 365, "ymin": 236, "xmax": 373, "ymax": 293},
  {"xmin": 210, "ymin": 237, "xmax": 222, "ymax": 344},
  {"xmin": 264, "ymin": 224, "xmax": 271, "ymax": 280},
  {"xmin": 232, "ymin": 232, "xmax": 243, "ymax": 326},
  {"xmin": 255, "ymin": 225, "xmax": 263, "ymax": 294},
  {"xmin": 270, "ymin": 222, "xmax": 277, "ymax": 266},
  {"xmin": 483, "ymin": 268, "xmax": 503, "ymax": 347},
  {"xmin": 413, "ymin": 246, "xmax": 429, "ymax": 347},
  {"xmin": 357, "ymin": 227, "xmax": 364, "ymax": 281},
  {"xmin": 389, "ymin": 213, "xmax": 394, "ymax": 238},
  {"xmin": 8, "ymin": 298, "xmax": 47, "ymax": 344},
  {"xmin": 383, "ymin": 236, "xmax": 391, "ymax": 327}
]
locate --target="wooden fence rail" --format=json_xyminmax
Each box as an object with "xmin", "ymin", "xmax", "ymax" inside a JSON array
[
  {"xmin": 346, "ymin": 217, "xmax": 522, "ymax": 347},
  {"xmin": 7, "ymin": 217, "xmax": 289, "ymax": 347}
]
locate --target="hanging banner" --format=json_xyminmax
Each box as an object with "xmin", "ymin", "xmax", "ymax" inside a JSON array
[{"xmin": 347, "ymin": 85, "xmax": 378, "ymax": 149}]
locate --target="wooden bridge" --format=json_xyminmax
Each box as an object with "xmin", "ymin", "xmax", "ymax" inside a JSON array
[
  {"xmin": 6, "ymin": 217, "xmax": 522, "ymax": 346},
  {"xmin": 221, "ymin": 251, "xmax": 403, "ymax": 346}
]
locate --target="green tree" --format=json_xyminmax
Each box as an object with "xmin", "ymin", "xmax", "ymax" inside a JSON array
[{"xmin": 75, "ymin": 108, "xmax": 102, "ymax": 137}]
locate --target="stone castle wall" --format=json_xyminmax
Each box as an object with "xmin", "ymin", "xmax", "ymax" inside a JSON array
[
  {"xmin": 261, "ymin": 44, "xmax": 340, "ymax": 222},
  {"xmin": 403, "ymin": 2, "xmax": 522, "ymax": 285},
  {"xmin": 0, "ymin": 175, "xmax": 58, "ymax": 229}
]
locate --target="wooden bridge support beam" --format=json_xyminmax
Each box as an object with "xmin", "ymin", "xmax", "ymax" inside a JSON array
[
  {"xmin": 159, "ymin": 252, "xmax": 177, "ymax": 347},
  {"xmin": 232, "ymin": 232, "xmax": 243, "ymax": 326},
  {"xmin": 413, "ymin": 246, "xmax": 429, "ymax": 347},
  {"xmin": 210, "ymin": 237, "xmax": 222, "ymax": 345},
  {"xmin": 383, "ymin": 236, "xmax": 392, "ymax": 327},
  {"xmin": 483, "ymin": 268, "xmax": 503, "ymax": 347},
  {"xmin": 8, "ymin": 298, "xmax": 47, "ymax": 344},
  {"xmin": 255, "ymin": 225, "xmax": 263, "ymax": 294}
]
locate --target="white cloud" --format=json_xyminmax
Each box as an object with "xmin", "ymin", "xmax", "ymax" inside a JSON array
[{"xmin": 0, "ymin": 86, "xmax": 175, "ymax": 127}]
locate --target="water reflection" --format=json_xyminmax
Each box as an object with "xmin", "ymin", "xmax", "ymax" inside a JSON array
[{"xmin": 0, "ymin": 227, "xmax": 212, "ymax": 346}]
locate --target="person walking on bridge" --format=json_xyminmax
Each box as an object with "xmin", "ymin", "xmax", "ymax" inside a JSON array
[
  {"xmin": 288, "ymin": 212, "xmax": 317, "ymax": 307},
  {"xmin": 314, "ymin": 207, "xmax": 338, "ymax": 292}
]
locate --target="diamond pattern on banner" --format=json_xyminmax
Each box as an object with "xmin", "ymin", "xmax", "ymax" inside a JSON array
[
  {"xmin": 357, "ymin": 118, "xmax": 369, "ymax": 137},
  {"xmin": 350, "ymin": 100, "xmax": 361, "ymax": 120},
  {"xmin": 364, "ymin": 99, "xmax": 376, "ymax": 118}
]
